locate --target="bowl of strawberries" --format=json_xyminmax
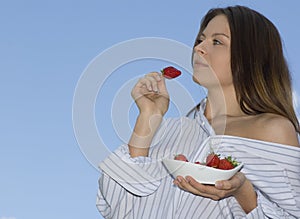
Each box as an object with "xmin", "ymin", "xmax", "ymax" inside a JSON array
[{"xmin": 162, "ymin": 152, "xmax": 243, "ymax": 185}]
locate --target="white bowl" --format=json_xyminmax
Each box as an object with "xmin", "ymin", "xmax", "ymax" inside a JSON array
[{"xmin": 162, "ymin": 158, "xmax": 243, "ymax": 184}]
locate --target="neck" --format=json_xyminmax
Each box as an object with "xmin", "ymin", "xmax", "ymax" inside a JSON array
[{"xmin": 205, "ymin": 85, "xmax": 244, "ymax": 120}]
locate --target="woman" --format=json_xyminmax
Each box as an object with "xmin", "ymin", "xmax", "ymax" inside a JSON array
[{"xmin": 97, "ymin": 5, "xmax": 300, "ymax": 218}]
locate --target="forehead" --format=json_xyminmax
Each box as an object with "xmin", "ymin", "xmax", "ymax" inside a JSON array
[{"xmin": 202, "ymin": 15, "xmax": 230, "ymax": 37}]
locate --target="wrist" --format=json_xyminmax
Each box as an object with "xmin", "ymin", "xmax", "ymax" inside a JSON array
[
  {"xmin": 233, "ymin": 179, "xmax": 257, "ymax": 213},
  {"xmin": 139, "ymin": 108, "xmax": 165, "ymax": 118},
  {"xmin": 136, "ymin": 113, "xmax": 163, "ymax": 133},
  {"xmin": 128, "ymin": 113, "xmax": 163, "ymax": 157}
]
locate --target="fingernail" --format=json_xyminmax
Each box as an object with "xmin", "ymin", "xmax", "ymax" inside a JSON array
[
  {"xmin": 177, "ymin": 177, "xmax": 182, "ymax": 183},
  {"xmin": 185, "ymin": 176, "xmax": 191, "ymax": 183},
  {"xmin": 215, "ymin": 181, "xmax": 222, "ymax": 189}
]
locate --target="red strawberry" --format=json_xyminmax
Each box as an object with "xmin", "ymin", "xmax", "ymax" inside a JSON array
[
  {"xmin": 218, "ymin": 158, "xmax": 235, "ymax": 170},
  {"xmin": 206, "ymin": 153, "xmax": 220, "ymax": 168},
  {"xmin": 161, "ymin": 66, "xmax": 181, "ymax": 79},
  {"xmin": 174, "ymin": 154, "xmax": 188, "ymax": 162},
  {"xmin": 226, "ymin": 156, "xmax": 239, "ymax": 167}
]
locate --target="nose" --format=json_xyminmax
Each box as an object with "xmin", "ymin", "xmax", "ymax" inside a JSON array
[{"xmin": 194, "ymin": 42, "xmax": 206, "ymax": 55}]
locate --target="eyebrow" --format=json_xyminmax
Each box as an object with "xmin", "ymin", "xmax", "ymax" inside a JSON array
[{"xmin": 201, "ymin": 33, "xmax": 230, "ymax": 39}]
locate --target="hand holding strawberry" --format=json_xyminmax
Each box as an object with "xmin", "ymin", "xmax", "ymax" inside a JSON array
[{"xmin": 131, "ymin": 72, "xmax": 170, "ymax": 116}]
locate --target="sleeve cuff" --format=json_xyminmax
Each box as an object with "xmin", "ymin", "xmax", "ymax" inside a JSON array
[
  {"xmin": 244, "ymin": 189, "xmax": 298, "ymax": 219},
  {"xmin": 99, "ymin": 144, "xmax": 162, "ymax": 196},
  {"xmin": 253, "ymin": 189, "xmax": 297, "ymax": 218}
]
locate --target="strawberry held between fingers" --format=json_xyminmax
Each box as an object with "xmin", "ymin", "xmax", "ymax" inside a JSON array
[{"xmin": 161, "ymin": 66, "xmax": 181, "ymax": 79}]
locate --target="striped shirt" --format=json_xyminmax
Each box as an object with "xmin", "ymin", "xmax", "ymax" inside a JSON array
[{"xmin": 97, "ymin": 100, "xmax": 300, "ymax": 219}]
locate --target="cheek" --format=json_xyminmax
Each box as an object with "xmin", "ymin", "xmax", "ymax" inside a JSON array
[
  {"xmin": 216, "ymin": 71, "xmax": 233, "ymax": 85},
  {"xmin": 193, "ymin": 66, "xmax": 221, "ymax": 86},
  {"xmin": 211, "ymin": 57, "xmax": 232, "ymax": 84}
]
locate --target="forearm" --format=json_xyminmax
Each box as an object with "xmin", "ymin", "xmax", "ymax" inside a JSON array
[
  {"xmin": 233, "ymin": 179, "xmax": 257, "ymax": 213},
  {"xmin": 128, "ymin": 112, "xmax": 163, "ymax": 157}
]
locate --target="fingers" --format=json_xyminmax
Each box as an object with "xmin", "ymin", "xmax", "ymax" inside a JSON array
[
  {"xmin": 215, "ymin": 172, "xmax": 246, "ymax": 190},
  {"xmin": 138, "ymin": 72, "xmax": 162, "ymax": 93},
  {"xmin": 174, "ymin": 176, "xmax": 200, "ymax": 194},
  {"xmin": 132, "ymin": 72, "xmax": 169, "ymax": 102},
  {"xmin": 174, "ymin": 173, "xmax": 247, "ymax": 201},
  {"xmin": 173, "ymin": 176, "xmax": 220, "ymax": 200}
]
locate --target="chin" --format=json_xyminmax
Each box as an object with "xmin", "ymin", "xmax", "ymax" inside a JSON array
[{"xmin": 192, "ymin": 75, "xmax": 202, "ymax": 85}]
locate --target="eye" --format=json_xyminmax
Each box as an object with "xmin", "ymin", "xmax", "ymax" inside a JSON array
[
  {"xmin": 195, "ymin": 38, "xmax": 203, "ymax": 46},
  {"xmin": 213, "ymin": 39, "xmax": 222, "ymax": 45}
]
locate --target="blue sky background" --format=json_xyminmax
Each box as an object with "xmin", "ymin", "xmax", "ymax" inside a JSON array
[{"xmin": 1, "ymin": 1, "xmax": 299, "ymax": 219}]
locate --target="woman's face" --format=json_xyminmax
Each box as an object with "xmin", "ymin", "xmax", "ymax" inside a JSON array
[{"xmin": 193, "ymin": 15, "xmax": 232, "ymax": 88}]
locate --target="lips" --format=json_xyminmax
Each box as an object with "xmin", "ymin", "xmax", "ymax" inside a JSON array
[
  {"xmin": 193, "ymin": 60, "xmax": 209, "ymax": 68},
  {"xmin": 193, "ymin": 54, "xmax": 209, "ymax": 68},
  {"xmin": 194, "ymin": 62, "xmax": 209, "ymax": 68}
]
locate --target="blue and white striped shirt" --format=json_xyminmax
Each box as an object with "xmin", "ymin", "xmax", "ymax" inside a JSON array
[{"xmin": 97, "ymin": 100, "xmax": 300, "ymax": 219}]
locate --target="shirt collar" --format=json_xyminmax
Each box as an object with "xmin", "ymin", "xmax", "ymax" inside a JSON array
[{"xmin": 187, "ymin": 97, "xmax": 215, "ymax": 136}]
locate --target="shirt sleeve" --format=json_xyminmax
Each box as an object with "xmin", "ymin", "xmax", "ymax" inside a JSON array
[
  {"xmin": 96, "ymin": 171, "xmax": 140, "ymax": 219},
  {"xmin": 247, "ymin": 190, "xmax": 298, "ymax": 219},
  {"xmin": 97, "ymin": 117, "xmax": 184, "ymax": 197},
  {"xmin": 96, "ymin": 144, "xmax": 166, "ymax": 218},
  {"xmin": 242, "ymin": 147, "xmax": 300, "ymax": 218},
  {"xmin": 226, "ymin": 189, "xmax": 298, "ymax": 219},
  {"xmin": 98, "ymin": 144, "xmax": 163, "ymax": 196}
]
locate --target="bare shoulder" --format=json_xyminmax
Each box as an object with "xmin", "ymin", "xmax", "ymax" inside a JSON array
[{"xmin": 252, "ymin": 113, "xmax": 299, "ymax": 147}]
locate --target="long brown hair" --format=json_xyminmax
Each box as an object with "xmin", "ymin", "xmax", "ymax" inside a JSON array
[{"xmin": 193, "ymin": 5, "xmax": 300, "ymax": 133}]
